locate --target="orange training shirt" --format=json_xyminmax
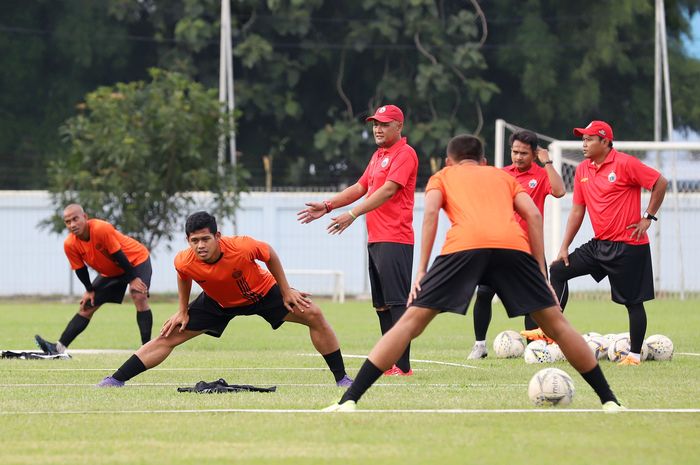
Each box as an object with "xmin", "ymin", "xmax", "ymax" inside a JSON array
[
  {"xmin": 174, "ymin": 236, "xmax": 277, "ymax": 308},
  {"xmin": 425, "ymin": 164, "xmax": 531, "ymax": 255},
  {"xmin": 63, "ymin": 219, "xmax": 149, "ymax": 277}
]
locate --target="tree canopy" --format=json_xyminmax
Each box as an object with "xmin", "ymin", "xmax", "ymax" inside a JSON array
[
  {"xmin": 43, "ymin": 69, "xmax": 242, "ymax": 250},
  {"xmin": 2, "ymin": 0, "xmax": 700, "ymax": 189}
]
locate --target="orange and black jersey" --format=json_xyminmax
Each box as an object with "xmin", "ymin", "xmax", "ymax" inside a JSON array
[
  {"xmin": 64, "ymin": 219, "xmax": 149, "ymax": 277},
  {"xmin": 175, "ymin": 236, "xmax": 277, "ymax": 308}
]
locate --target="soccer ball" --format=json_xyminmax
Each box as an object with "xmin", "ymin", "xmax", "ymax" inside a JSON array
[
  {"xmin": 607, "ymin": 334, "xmax": 631, "ymax": 362},
  {"xmin": 546, "ymin": 343, "xmax": 566, "ymax": 362},
  {"xmin": 528, "ymin": 367, "xmax": 575, "ymax": 407},
  {"xmin": 524, "ymin": 340, "xmax": 553, "ymax": 364},
  {"xmin": 585, "ymin": 335, "xmax": 608, "ymax": 360},
  {"xmin": 492, "ymin": 330, "xmax": 526, "ymax": 358},
  {"xmin": 583, "ymin": 331, "xmax": 602, "ymax": 339},
  {"xmin": 642, "ymin": 334, "xmax": 674, "ymax": 361}
]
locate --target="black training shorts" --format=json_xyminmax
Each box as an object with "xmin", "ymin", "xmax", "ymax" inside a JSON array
[
  {"xmin": 184, "ymin": 284, "xmax": 290, "ymax": 337},
  {"xmin": 412, "ymin": 249, "xmax": 557, "ymax": 317},
  {"xmin": 549, "ymin": 239, "xmax": 654, "ymax": 304},
  {"xmin": 367, "ymin": 242, "xmax": 413, "ymax": 308},
  {"xmin": 90, "ymin": 258, "xmax": 152, "ymax": 306}
]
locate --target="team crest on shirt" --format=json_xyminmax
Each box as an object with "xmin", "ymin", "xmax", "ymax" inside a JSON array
[
  {"xmin": 381, "ymin": 157, "xmax": 390, "ymax": 168},
  {"xmin": 528, "ymin": 179, "xmax": 538, "ymax": 189},
  {"xmin": 608, "ymin": 172, "xmax": 617, "ymax": 183},
  {"xmin": 232, "ymin": 270, "xmax": 243, "ymax": 279}
]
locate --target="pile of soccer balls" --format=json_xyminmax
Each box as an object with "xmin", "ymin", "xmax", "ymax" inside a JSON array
[
  {"xmin": 489, "ymin": 330, "xmax": 674, "ymax": 407},
  {"xmin": 491, "ymin": 330, "xmax": 674, "ymax": 364}
]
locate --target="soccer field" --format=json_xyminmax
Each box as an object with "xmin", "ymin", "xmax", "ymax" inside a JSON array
[{"xmin": 1, "ymin": 298, "xmax": 699, "ymax": 465}]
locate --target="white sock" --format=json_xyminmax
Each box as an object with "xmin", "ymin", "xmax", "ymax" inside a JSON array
[
  {"xmin": 56, "ymin": 342, "xmax": 67, "ymax": 354},
  {"xmin": 475, "ymin": 340, "xmax": 486, "ymax": 347},
  {"xmin": 627, "ymin": 352, "xmax": 641, "ymax": 361}
]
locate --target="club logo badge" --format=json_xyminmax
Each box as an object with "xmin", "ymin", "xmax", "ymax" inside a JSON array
[
  {"xmin": 381, "ymin": 157, "xmax": 390, "ymax": 168},
  {"xmin": 528, "ymin": 179, "xmax": 537, "ymax": 189},
  {"xmin": 608, "ymin": 172, "xmax": 616, "ymax": 183}
]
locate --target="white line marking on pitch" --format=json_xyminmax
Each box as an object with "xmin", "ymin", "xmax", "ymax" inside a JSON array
[
  {"xmin": 677, "ymin": 352, "xmax": 700, "ymax": 357},
  {"xmin": 0, "ymin": 382, "xmax": 524, "ymax": 388},
  {"xmin": 298, "ymin": 353, "xmax": 481, "ymax": 369},
  {"xmin": 1, "ymin": 408, "xmax": 698, "ymax": 416}
]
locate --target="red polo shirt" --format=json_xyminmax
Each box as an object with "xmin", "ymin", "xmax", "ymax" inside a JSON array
[
  {"xmin": 573, "ymin": 149, "xmax": 661, "ymax": 245},
  {"xmin": 358, "ymin": 137, "xmax": 418, "ymax": 244},
  {"xmin": 503, "ymin": 163, "xmax": 553, "ymax": 232}
]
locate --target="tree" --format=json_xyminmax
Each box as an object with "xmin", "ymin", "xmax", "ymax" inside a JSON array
[{"xmin": 43, "ymin": 68, "xmax": 245, "ymax": 250}]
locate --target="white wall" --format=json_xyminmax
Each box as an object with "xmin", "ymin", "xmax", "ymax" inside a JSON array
[{"xmin": 0, "ymin": 191, "xmax": 695, "ymax": 297}]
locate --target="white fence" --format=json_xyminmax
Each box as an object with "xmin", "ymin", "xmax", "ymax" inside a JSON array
[{"xmin": 1, "ymin": 190, "xmax": 697, "ymax": 298}]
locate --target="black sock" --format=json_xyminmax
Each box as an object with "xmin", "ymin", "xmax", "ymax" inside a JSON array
[
  {"xmin": 322, "ymin": 349, "xmax": 347, "ymax": 382},
  {"xmin": 339, "ymin": 359, "xmax": 383, "ymax": 404},
  {"xmin": 376, "ymin": 310, "xmax": 393, "ymax": 335},
  {"xmin": 58, "ymin": 314, "xmax": 90, "ymax": 347},
  {"xmin": 580, "ymin": 364, "xmax": 618, "ymax": 405},
  {"xmin": 136, "ymin": 309, "xmax": 153, "ymax": 345},
  {"xmin": 112, "ymin": 354, "xmax": 147, "ymax": 382},
  {"xmin": 626, "ymin": 303, "xmax": 647, "ymax": 353},
  {"xmin": 473, "ymin": 286, "xmax": 494, "ymax": 341},
  {"xmin": 389, "ymin": 305, "xmax": 411, "ymax": 372}
]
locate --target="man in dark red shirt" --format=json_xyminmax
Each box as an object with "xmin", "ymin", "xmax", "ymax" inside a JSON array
[
  {"xmin": 468, "ymin": 130, "xmax": 565, "ymax": 359},
  {"xmin": 298, "ymin": 104, "xmax": 418, "ymax": 376},
  {"xmin": 547, "ymin": 121, "xmax": 668, "ymax": 366}
]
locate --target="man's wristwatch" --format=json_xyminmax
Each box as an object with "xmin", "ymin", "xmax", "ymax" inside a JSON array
[{"xmin": 643, "ymin": 211, "xmax": 658, "ymax": 221}]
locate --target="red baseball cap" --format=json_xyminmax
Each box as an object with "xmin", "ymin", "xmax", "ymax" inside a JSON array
[
  {"xmin": 366, "ymin": 104, "xmax": 404, "ymax": 123},
  {"xmin": 573, "ymin": 120, "xmax": 614, "ymax": 140}
]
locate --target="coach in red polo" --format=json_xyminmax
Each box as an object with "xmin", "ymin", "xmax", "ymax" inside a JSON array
[
  {"xmin": 550, "ymin": 120, "xmax": 668, "ymax": 366},
  {"xmin": 298, "ymin": 104, "xmax": 418, "ymax": 376}
]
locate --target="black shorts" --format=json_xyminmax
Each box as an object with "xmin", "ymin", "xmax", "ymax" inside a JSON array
[
  {"xmin": 549, "ymin": 239, "xmax": 654, "ymax": 304},
  {"xmin": 90, "ymin": 258, "xmax": 152, "ymax": 306},
  {"xmin": 367, "ymin": 242, "xmax": 413, "ymax": 308},
  {"xmin": 412, "ymin": 249, "xmax": 557, "ymax": 318},
  {"xmin": 185, "ymin": 284, "xmax": 290, "ymax": 337}
]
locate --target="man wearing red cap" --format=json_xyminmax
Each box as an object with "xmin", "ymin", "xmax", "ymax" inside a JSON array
[
  {"xmin": 298, "ymin": 104, "xmax": 418, "ymax": 376},
  {"xmin": 542, "ymin": 120, "xmax": 668, "ymax": 365}
]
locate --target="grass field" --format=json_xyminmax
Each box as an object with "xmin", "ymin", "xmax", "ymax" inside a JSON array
[{"xmin": 1, "ymin": 298, "xmax": 699, "ymax": 465}]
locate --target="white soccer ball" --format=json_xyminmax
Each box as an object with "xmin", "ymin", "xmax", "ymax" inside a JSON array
[
  {"xmin": 546, "ymin": 343, "xmax": 566, "ymax": 362},
  {"xmin": 642, "ymin": 334, "xmax": 674, "ymax": 361},
  {"xmin": 492, "ymin": 330, "xmax": 527, "ymax": 358},
  {"xmin": 524, "ymin": 340, "xmax": 553, "ymax": 364},
  {"xmin": 586, "ymin": 335, "xmax": 608, "ymax": 360},
  {"xmin": 607, "ymin": 334, "xmax": 631, "ymax": 362},
  {"xmin": 528, "ymin": 367, "xmax": 575, "ymax": 407},
  {"xmin": 583, "ymin": 331, "xmax": 602, "ymax": 339}
]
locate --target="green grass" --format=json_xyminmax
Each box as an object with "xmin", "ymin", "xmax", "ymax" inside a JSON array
[{"xmin": 1, "ymin": 298, "xmax": 699, "ymax": 465}]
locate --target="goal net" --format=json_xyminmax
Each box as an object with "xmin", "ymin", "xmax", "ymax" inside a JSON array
[{"xmin": 495, "ymin": 119, "xmax": 700, "ymax": 299}]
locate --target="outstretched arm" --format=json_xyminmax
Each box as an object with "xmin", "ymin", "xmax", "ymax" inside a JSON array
[
  {"xmin": 161, "ymin": 274, "xmax": 192, "ymax": 337},
  {"xmin": 297, "ymin": 183, "xmax": 367, "ymax": 224},
  {"xmin": 329, "ymin": 180, "xmax": 401, "ymax": 234},
  {"xmin": 265, "ymin": 246, "xmax": 311, "ymax": 313},
  {"xmin": 408, "ymin": 189, "xmax": 442, "ymax": 304}
]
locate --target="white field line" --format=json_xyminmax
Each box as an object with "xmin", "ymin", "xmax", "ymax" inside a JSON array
[
  {"xmin": 0, "ymin": 408, "xmax": 698, "ymax": 416},
  {"xmin": 676, "ymin": 352, "xmax": 700, "ymax": 357},
  {"xmin": 0, "ymin": 382, "xmax": 525, "ymax": 388},
  {"xmin": 298, "ymin": 353, "xmax": 482, "ymax": 369}
]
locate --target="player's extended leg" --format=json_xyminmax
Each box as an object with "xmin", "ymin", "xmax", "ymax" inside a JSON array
[
  {"xmin": 131, "ymin": 289, "xmax": 153, "ymax": 345},
  {"xmin": 619, "ymin": 302, "xmax": 647, "ymax": 366},
  {"xmin": 469, "ymin": 285, "xmax": 494, "ymax": 359},
  {"xmin": 97, "ymin": 329, "xmax": 203, "ymax": 387},
  {"xmin": 35, "ymin": 301, "xmax": 102, "ymax": 356},
  {"xmin": 283, "ymin": 304, "xmax": 351, "ymax": 386},
  {"xmin": 324, "ymin": 306, "xmax": 438, "ymax": 411},
  {"xmin": 530, "ymin": 306, "xmax": 623, "ymax": 410}
]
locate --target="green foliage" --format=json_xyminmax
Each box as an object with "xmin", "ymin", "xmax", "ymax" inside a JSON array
[
  {"xmin": 3, "ymin": 0, "xmax": 700, "ymax": 188},
  {"xmin": 43, "ymin": 69, "xmax": 245, "ymax": 250}
]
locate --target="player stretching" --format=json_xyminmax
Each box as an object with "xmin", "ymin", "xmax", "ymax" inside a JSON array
[
  {"xmin": 97, "ymin": 211, "xmax": 352, "ymax": 387},
  {"xmin": 324, "ymin": 135, "xmax": 624, "ymax": 412},
  {"xmin": 35, "ymin": 204, "xmax": 152, "ymax": 355},
  {"xmin": 468, "ymin": 130, "xmax": 565, "ymax": 359},
  {"xmin": 532, "ymin": 121, "xmax": 667, "ymax": 366}
]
